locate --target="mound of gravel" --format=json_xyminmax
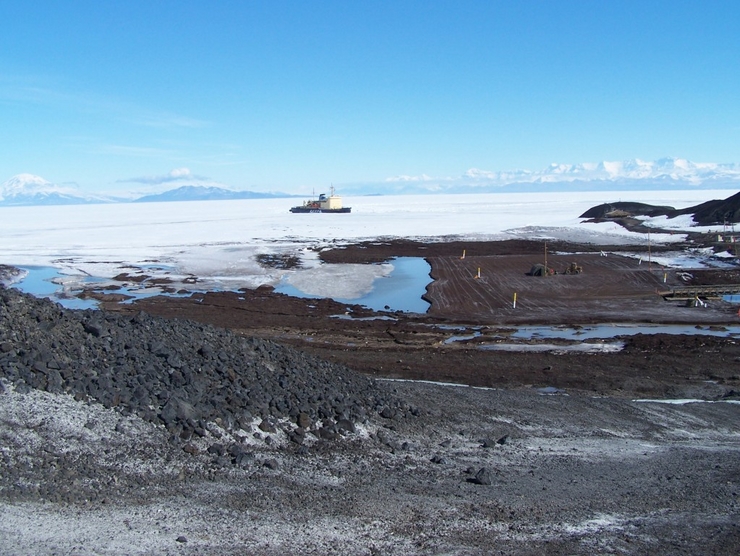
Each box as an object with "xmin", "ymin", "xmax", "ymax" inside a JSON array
[{"xmin": 0, "ymin": 286, "xmax": 413, "ymax": 457}]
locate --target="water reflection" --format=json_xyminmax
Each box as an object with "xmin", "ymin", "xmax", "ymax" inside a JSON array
[
  {"xmin": 11, "ymin": 266, "xmax": 192, "ymax": 310},
  {"xmin": 511, "ymin": 324, "xmax": 740, "ymax": 340},
  {"xmin": 276, "ymin": 257, "xmax": 432, "ymax": 313},
  {"xmin": 12, "ymin": 266, "xmax": 98, "ymax": 310}
]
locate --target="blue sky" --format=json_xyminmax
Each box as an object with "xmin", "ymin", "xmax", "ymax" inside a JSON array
[{"xmin": 1, "ymin": 1, "xmax": 738, "ymax": 194}]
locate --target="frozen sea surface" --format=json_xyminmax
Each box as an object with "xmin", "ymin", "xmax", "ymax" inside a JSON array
[{"xmin": 0, "ymin": 190, "xmax": 733, "ymax": 304}]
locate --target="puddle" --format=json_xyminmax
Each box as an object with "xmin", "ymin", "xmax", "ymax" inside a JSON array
[
  {"xmin": 443, "ymin": 332, "xmax": 482, "ymax": 344},
  {"xmin": 442, "ymin": 322, "xmax": 739, "ymax": 353},
  {"xmin": 276, "ymin": 257, "xmax": 432, "ymax": 313},
  {"xmin": 11, "ymin": 266, "xmax": 98, "ymax": 310},
  {"xmin": 11, "ymin": 266, "xmax": 196, "ymax": 310},
  {"xmin": 510, "ymin": 324, "xmax": 740, "ymax": 340},
  {"xmin": 10, "ymin": 258, "xmax": 433, "ymax": 314},
  {"xmin": 380, "ymin": 378, "xmax": 497, "ymax": 390},
  {"xmin": 479, "ymin": 342, "xmax": 624, "ymax": 353},
  {"xmin": 537, "ymin": 386, "xmax": 567, "ymax": 395},
  {"xmin": 632, "ymin": 399, "xmax": 740, "ymax": 405},
  {"xmin": 331, "ymin": 314, "xmax": 398, "ymax": 321}
]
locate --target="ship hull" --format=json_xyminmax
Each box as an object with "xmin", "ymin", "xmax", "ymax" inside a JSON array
[{"xmin": 289, "ymin": 207, "xmax": 351, "ymax": 213}]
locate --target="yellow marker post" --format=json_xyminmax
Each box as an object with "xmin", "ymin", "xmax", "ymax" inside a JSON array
[
  {"xmin": 513, "ymin": 292, "xmax": 517, "ymax": 309},
  {"xmin": 475, "ymin": 267, "xmax": 481, "ymax": 279},
  {"xmin": 460, "ymin": 249, "xmax": 466, "ymax": 260}
]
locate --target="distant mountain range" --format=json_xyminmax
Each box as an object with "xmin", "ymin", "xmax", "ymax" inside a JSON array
[
  {"xmin": 2, "ymin": 158, "xmax": 740, "ymax": 206},
  {"xmin": 133, "ymin": 186, "xmax": 288, "ymax": 203},
  {"xmin": 0, "ymin": 174, "xmax": 293, "ymax": 206},
  {"xmin": 474, "ymin": 157, "xmax": 740, "ymax": 187},
  {"xmin": 0, "ymin": 174, "xmax": 109, "ymax": 206},
  {"xmin": 343, "ymin": 157, "xmax": 740, "ymax": 195}
]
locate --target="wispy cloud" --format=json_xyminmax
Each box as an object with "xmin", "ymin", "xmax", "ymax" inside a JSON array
[
  {"xmin": 384, "ymin": 174, "xmax": 440, "ymax": 183},
  {"xmin": 118, "ymin": 167, "xmax": 210, "ymax": 185},
  {"xmin": 464, "ymin": 168, "xmax": 501, "ymax": 180},
  {"xmin": 0, "ymin": 75, "xmax": 208, "ymax": 129},
  {"xmin": 97, "ymin": 144, "xmax": 177, "ymax": 158},
  {"xmin": 126, "ymin": 113, "xmax": 209, "ymax": 129}
]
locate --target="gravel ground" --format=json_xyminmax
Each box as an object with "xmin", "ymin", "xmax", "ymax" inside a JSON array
[
  {"xmin": 2, "ymin": 236, "xmax": 740, "ymax": 556},
  {"xmin": 2, "ymin": 380, "xmax": 739, "ymax": 555}
]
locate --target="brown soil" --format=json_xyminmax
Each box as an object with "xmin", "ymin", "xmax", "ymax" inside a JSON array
[{"xmin": 106, "ymin": 239, "xmax": 740, "ymax": 401}]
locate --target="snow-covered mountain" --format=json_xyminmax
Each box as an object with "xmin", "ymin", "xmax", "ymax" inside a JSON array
[
  {"xmin": 3, "ymin": 158, "xmax": 740, "ymax": 206},
  {"xmin": 0, "ymin": 175, "xmax": 291, "ymax": 206},
  {"xmin": 532, "ymin": 157, "xmax": 740, "ymax": 186},
  {"xmin": 0, "ymin": 174, "xmax": 105, "ymax": 206},
  {"xmin": 357, "ymin": 157, "xmax": 740, "ymax": 195},
  {"xmin": 467, "ymin": 157, "xmax": 738, "ymax": 184},
  {"xmin": 134, "ymin": 185, "xmax": 291, "ymax": 203}
]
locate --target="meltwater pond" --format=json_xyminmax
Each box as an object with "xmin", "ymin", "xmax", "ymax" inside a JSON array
[
  {"xmin": 511, "ymin": 323, "xmax": 740, "ymax": 340},
  {"xmin": 275, "ymin": 257, "xmax": 432, "ymax": 313},
  {"xmin": 9, "ymin": 257, "xmax": 434, "ymax": 314},
  {"xmin": 10, "ymin": 266, "xmax": 193, "ymax": 310},
  {"xmin": 11, "ymin": 266, "xmax": 99, "ymax": 310}
]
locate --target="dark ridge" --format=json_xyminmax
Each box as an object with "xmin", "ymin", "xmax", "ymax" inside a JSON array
[
  {"xmin": 668, "ymin": 191, "xmax": 740, "ymax": 225},
  {"xmin": 580, "ymin": 191, "xmax": 740, "ymax": 226},
  {"xmin": 579, "ymin": 201, "xmax": 675, "ymax": 219}
]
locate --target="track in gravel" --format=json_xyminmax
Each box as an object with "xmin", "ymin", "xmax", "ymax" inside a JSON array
[{"xmin": 426, "ymin": 252, "xmax": 700, "ymax": 323}]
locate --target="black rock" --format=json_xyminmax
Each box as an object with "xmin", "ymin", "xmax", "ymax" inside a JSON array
[
  {"xmin": 336, "ymin": 419, "xmax": 356, "ymax": 434},
  {"xmin": 467, "ymin": 468, "xmax": 492, "ymax": 485}
]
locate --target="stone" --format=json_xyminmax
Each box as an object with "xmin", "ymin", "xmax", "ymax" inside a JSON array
[
  {"xmin": 297, "ymin": 412, "xmax": 312, "ymax": 429},
  {"xmin": 336, "ymin": 419, "xmax": 356, "ymax": 434},
  {"xmin": 467, "ymin": 468, "xmax": 492, "ymax": 486}
]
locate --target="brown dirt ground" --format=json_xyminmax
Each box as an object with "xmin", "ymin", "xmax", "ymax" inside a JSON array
[{"xmin": 106, "ymin": 239, "xmax": 740, "ymax": 401}]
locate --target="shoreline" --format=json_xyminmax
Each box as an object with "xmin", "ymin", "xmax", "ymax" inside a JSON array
[{"xmin": 92, "ymin": 237, "xmax": 740, "ymax": 401}]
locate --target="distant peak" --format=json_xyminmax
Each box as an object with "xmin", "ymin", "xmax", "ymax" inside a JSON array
[
  {"xmin": 0, "ymin": 173, "xmax": 94, "ymax": 205},
  {"xmin": 2, "ymin": 173, "xmax": 54, "ymax": 195}
]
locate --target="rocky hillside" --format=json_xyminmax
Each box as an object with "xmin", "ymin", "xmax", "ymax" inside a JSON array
[
  {"xmin": 579, "ymin": 201, "xmax": 676, "ymax": 219},
  {"xmin": 580, "ymin": 190, "xmax": 740, "ymax": 225},
  {"xmin": 670, "ymin": 190, "xmax": 740, "ymax": 225},
  {"xmin": 0, "ymin": 286, "xmax": 410, "ymax": 458}
]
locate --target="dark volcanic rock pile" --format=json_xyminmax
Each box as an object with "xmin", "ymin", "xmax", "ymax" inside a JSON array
[{"xmin": 0, "ymin": 286, "xmax": 410, "ymax": 450}]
